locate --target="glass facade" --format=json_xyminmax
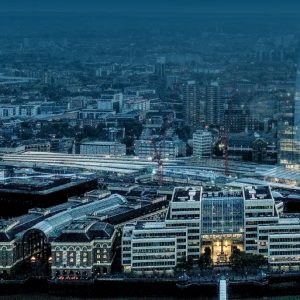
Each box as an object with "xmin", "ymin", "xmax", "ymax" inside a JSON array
[
  {"xmin": 201, "ymin": 196, "xmax": 244, "ymax": 234},
  {"xmin": 279, "ymin": 55, "xmax": 300, "ymax": 170},
  {"xmin": 294, "ymin": 56, "xmax": 300, "ymax": 167}
]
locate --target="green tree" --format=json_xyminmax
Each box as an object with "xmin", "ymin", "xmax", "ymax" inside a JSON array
[
  {"xmin": 199, "ymin": 246, "xmax": 212, "ymax": 268},
  {"xmin": 230, "ymin": 248, "xmax": 267, "ymax": 271},
  {"xmin": 176, "ymin": 125, "xmax": 191, "ymax": 141},
  {"xmin": 176, "ymin": 256, "xmax": 193, "ymax": 270}
]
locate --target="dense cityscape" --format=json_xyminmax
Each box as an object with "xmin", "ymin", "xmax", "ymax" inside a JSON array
[{"xmin": 0, "ymin": 1, "xmax": 300, "ymax": 299}]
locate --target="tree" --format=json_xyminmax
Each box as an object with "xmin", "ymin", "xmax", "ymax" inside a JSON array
[
  {"xmin": 176, "ymin": 125, "xmax": 191, "ymax": 141},
  {"xmin": 230, "ymin": 249, "xmax": 267, "ymax": 271},
  {"xmin": 121, "ymin": 120, "xmax": 143, "ymax": 154},
  {"xmin": 199, "ymin": 246, "xmax": 212, "ymax": 268},
  {"xmin": 176, "ymin": 256, "xmax": 193, "ymax": 270}
]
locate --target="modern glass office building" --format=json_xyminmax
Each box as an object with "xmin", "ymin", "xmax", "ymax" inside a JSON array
[
  {"xmin": 279, "ymin": 55, "xmax": 300, "ymax": 170},
  {"xmin": 122, "ymin": 185, "xmax": 300, "ymax": 274},
  {"xmin": 294, "ymin": 54, "xmax": 300, "ymax": 168},
  {"xmin": 201, "ymin": 191, "xmax": 244, "ymax": 263}
]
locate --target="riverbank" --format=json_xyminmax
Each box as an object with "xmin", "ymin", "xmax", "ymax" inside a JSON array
[{"xmin": 0, "ymin": 274, "xmax": 299, "ymax": 299}]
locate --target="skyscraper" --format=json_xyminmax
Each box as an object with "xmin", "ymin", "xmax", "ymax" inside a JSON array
[
  {"xmin": 279, "ymin": 55, "xmax": 300, "ymax": 170},
  {"xmin": 155, "ymin": 57, "xmax": 166, "ymax": 78},
  {"xmin": 183, "ymin": 80, "xmax": 200, "ymax": 131},
  {"xmin": 205, "ymin": 82, "xmax": 224, "ymax": 127},
  {"xmin": 294, "ymin": 55, "xmax": 300, "ymax": 168}
]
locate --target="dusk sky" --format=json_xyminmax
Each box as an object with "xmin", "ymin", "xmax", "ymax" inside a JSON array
[{"xmin": 1, "ymin": 0, "xmax": 300, "ymax": 14}]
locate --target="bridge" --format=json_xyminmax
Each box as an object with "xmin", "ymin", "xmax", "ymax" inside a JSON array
[{"xmin": 219, "ymin": 278, "xmax": 227, "ymax": 300}]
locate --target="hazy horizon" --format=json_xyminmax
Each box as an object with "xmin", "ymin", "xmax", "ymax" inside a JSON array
[{"xmin": 1, "ymin": 0, "xmax": 300, "ymax": 14}]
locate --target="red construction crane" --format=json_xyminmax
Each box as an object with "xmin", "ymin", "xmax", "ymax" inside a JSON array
[
  {"xmin": 221, "ymin": 95, "xmax": 233, "ymax": 176},
  {"xmin": 150, "ymin": 133, "xmax": 164, "ymax": 185},
  {"xmin": 150, "ymin": 113, "xmax": 173, "ymax": 185},
  {"xmin": 221, "ymin": 126, "xmax": 229, "ymax": 176}
]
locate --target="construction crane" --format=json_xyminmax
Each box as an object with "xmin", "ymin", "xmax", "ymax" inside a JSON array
[
  {"xmin": 221, "ymin": 94, "xmax": 233, "ymax": 176},
  {"xmin": 150, "ymin": 113, "xmax": 173, "ymax": 186},
  {"xmin": 220, "ymin": 126, "xmax": 229, "ymax": 176}
]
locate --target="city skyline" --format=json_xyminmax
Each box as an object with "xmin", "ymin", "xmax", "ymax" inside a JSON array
[{"xmin": 0, "ymin": 1, "xmax": 300, "ymax": 299}]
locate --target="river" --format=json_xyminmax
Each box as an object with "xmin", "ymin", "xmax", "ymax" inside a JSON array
[{"xmin": 0, "ymin": 295, "xmax": 300, "ymax": 300}]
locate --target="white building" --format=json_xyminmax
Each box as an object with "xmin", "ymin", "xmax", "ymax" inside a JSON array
[
  {"xmin": 97, "ymin": 100, "xmax": 114, "ymax": 111},
  {"xmin": 122, "ymin": 222, "xmax": 187, "ymax": 275},
  {"xmin": 257, "ymin": 217, "xmax": 300, "ymax": 272},
  {"xmin": 79, "ymin": 141, "xmax": 126, "ymax": 156},
  {"xmin": 19, "ymin": 105, "xmax": 40, "ymax": 117},
  {"xmin": 98, "ymin": 91, "xmax": 123, "ymax": 113},
  {"xmin": 135, "ymin": 138, "xmax": 186, "ymax": 159},
  {"xmin": 122, "ymin": 185, "xmax": 300, "ymax": 275},
  {"xmin": 0, "ymin": 104, "xmax": 40, "ymax": 119},
  {"xmin": 123, "ymin": 97, "xmax": 151, "ymax": 112},
  {"xmin": 0, "ymin": 105, "xmax": 19, "ymax": 118},
  {"xmin": 193, "ymin": 130, "xmax": 212, "ymax": 159},
  {"xmin": 243, "ymin": 185, "xmax": 281, "ymax": 254}
]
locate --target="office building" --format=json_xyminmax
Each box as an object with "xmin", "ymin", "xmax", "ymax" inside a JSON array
[
  {"xmin": 279, "ymin": 54, "xmax": 300, "ymax": 170},
  {"xmin": 122, "ymin": 185, "xmax": 300, "ymax": 274},
  {"xmin": 122, "ymin": 222, "xmax": 187, "ymax": 275},
  {"xmin": 205, "ymin": 82, "xmax": 224, "ymax": 126},
  {"xmin": 155, "ymin": 57, "xmax": 166, "ymax": 78},
  {"xmin": 193, "ymin": 130, "xmax": 212, "ymax": 159},
  {"xmin": 98, "ymin": 90, "xmax": 123, "ymax": 113},
  {"xmin": 183, "ymin": 80, "xmax": 200, "ymax": 131}
]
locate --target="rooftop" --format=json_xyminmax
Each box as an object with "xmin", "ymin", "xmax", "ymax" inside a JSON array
[
  {"xmin": 172, "ymin": 187, "xmax": 201, "ymax": 202},
  {"xmin": 80, "ymin": 141, "xmax": 124, "ymax": 146},
  {"xmin": 243, "ymin": 185, "xmax": 273, "ymax": 200},
  {"xmin": 55, "ymin": 220, "xmax": 115, "ymax": 243}
]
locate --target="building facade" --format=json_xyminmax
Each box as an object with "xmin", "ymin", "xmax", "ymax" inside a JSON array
[
  {"xmin": 279, "ymin": 54, "xmax": 300, "ymax": 170},
  {"xmin": 122, "ymin": 185, "xmax": 300, "ymax": 274},
  {"xmin": 205, "ymin": 82, "xmax": 224, "ymax": 127},
  {"xmin": 80, "ymin": 141, "xmax": 126, "ymax": 156},
  {"xmin": 51, "ymin": 220, "xmax": 116, "ymax": 278},
  {"xmin": 193, "ymin": 130, "xmax": 212, "ymax": 159},
  {"xmin": 134, "ymin": 138, "xmax": 186, "ymax": 159},
  {"xmin": 183, "ymin": 80, "xmax": 201, "ymax": 132}
]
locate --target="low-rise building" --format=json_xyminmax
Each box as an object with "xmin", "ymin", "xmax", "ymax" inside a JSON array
[
  {"xmin": 123, "ymin": 97, "xmax": 151, "ymax": 112},
  {"xmin": 79, "ymin": 141, "xmax": 126, "ymax": 156},
  {"xmin": 51, "ymin": 219, "xmax": 116, "ymax": 278},
  {"xmin": 0, "ymin": 187, "xmax": 168, "ymax": 279},
  {"xmin": 135, "ymin": 138, "xmax": 186, "ymax": 158}
]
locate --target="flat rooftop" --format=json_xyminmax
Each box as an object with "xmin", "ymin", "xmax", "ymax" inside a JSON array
[
  {"xmin": 172, "ymin": 187, "xmax": 201, "ymax": 202},
  {"xmin": 80, "ymin": 141, "xmax": 123, "ymax": 146},
  {"xmin": 243, "ymin": 185, "xmax": 272, "ymax": 200}
]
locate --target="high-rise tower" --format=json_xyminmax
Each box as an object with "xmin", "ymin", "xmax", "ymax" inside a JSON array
[
  {"xmin": 155, "ymin": 57, "xmax": 166, "ymax": 78},
  {"xmin": 205, "ymin": 82, "xmax": 224, "ymax": 127},
  {"xmin": 183, "ymin": 80, "xmax": 200, "ymax": 131},
  {"xmin": 279, "ymin": 55, "xmax": 300, "ymax": 170}
]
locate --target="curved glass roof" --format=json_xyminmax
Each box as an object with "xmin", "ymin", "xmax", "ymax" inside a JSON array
[{"xmin": 32, "ymin": 194, "xmax": 126, "ymax": 239}]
